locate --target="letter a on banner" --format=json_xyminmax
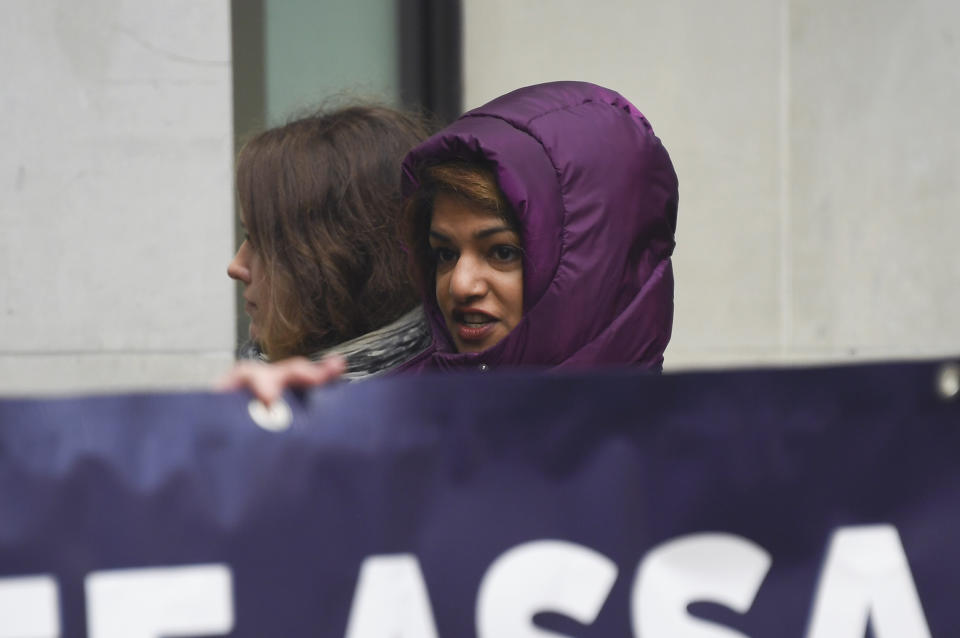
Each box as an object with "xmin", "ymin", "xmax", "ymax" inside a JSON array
[
  {"xmin": 632, "ymin": 533, "xmax": 772, "ymax": 638},
  {"xmin": 476, "ymin": 540, "xmax": 618, "ymax": 638},
  {"xmin": 805, "ymin": 525, "xmax": 932, "ymax": 638},
  {"xmin": 344, "ymin": 555, "xmax": 440, "ymax": 638}
]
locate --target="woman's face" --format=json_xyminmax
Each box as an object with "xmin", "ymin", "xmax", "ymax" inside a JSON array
[
  {"xmin": 428, "ymin": 193, "xmax": 523, "ymax": 353},
  {"xmin": 227, "ymin": 237, "xmax": 270, "ymax": 342}
]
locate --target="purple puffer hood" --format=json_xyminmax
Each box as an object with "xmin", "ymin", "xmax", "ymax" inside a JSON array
[{"xmin": 401, "ymin": 81, "xmax": 678, "ymax": 372}]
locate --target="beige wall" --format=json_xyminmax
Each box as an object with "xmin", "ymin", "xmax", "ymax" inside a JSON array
[
  {"xmin": 1, "ymin": 2, "xmax": 956, "ymax": 396},
  {"xmin": 0, "ymin": 1, "xmax": 235, "ymax": 394},
  {"xmin": 463, "ymin": 0, "xmax": 960, "ymax": 369}
]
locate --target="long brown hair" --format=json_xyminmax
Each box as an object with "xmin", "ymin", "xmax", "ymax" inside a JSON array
[{"xmin": 236, "ymin": 104, "xmax": 431, "ymax": 359}]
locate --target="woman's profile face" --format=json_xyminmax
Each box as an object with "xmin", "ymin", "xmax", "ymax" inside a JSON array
[
  {"xmin": 227, "ymin": 236, "xmax": 270, "ymax": 343},
  {"xmin": 428, "ymin": 193, "xmax": 523, "ymax": 353}
]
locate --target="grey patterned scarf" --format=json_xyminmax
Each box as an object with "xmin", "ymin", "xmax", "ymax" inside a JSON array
[{"xmin": 238, "ymin": 306, "xmax": 432, "ymax": 381}]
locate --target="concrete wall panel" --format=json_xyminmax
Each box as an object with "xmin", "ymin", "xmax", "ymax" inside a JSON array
[
  {"xmin": 463, "ymin": 0, "xmax": 784, "ymax": 367},
  {"xmin": 789, "ymin": 0, "xmax": 960, "ymax": 359},
  {"xmin": 0, "ymin": 0, "xmax": 234, "ymax": 393}
]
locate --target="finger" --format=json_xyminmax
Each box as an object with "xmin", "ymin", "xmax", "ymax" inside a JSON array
[
  {"xmin": 213, "ymin": 361, "xmax": 258, "ymax": 391},
  {"xmin": 246, "ymin": 357, "xmax": 310, "ymax": 404},
  {"xmin": 214, "ymin": 356, "xmax": 349, "ymax": 405},
  {"xmin": 314, "ymin": 354, "xmax": 347, "ymax": 380},
  {"xmin": 248, "ymin": 357, "xmax": 347, "ymax": 405},
  {"xmin": 272, "ymin": 356, "xmax": 345, "ymax": 385}
]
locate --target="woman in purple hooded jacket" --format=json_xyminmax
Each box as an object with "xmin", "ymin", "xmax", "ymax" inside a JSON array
[
  {"xmin": 225, "ymin": 81, "xmax": 678, "ymax": 400},
  {"xmin": 398, "ymin": 81, "xmax": 679, "ymax": 373}
]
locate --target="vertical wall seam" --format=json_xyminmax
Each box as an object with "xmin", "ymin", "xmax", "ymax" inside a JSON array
[{"xmin": 778, "ymin": 0, "xmax": 792, "ymax": 356}]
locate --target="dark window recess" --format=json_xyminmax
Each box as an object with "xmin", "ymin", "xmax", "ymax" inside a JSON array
[
  {"xmin": 398, "ymin": 0, "xmax": 463, "ymax": 124},
  {"xmin": 230, "ymin": 0, "xmax": 266, "ymax": 352}
]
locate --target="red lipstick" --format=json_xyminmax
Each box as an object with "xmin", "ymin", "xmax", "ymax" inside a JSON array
[{"xmin": 452, "ymin": 308, "xmax": 498, "ymax": 344}]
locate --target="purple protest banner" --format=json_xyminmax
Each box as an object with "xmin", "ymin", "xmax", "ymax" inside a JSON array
[{"xmin": 1, "ymin": 358, "xmax": 958, "ymax": 637}]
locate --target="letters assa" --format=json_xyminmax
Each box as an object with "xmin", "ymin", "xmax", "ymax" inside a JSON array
[{"xmin": 0, "ymin": 525, "xmax": 932, "ymax": 637}]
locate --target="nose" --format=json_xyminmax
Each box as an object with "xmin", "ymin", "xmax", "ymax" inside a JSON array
[
  {"xmin": 227, "ymin": 240, "xmax": 252, "ymax": 284},
  {"xmin": 448, "ymin": 254, "xmax": 488, "ymax": 302}
]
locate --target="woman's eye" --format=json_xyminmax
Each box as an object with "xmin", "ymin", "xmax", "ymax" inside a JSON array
[
  {"xmin": 491, "ymin": 245, "xmax": 521, "ymax": 262},
  {"xmin": 432, "ymin": 247, "xmax": 457, "ymax": 264}
]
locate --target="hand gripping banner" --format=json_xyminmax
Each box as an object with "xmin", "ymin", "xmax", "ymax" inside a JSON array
[{"xmin": 1, "ymin": 359, "xmax": 959, "ymax": 637}]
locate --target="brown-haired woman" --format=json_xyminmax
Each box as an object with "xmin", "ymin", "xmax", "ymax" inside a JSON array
[{"xmin": 224, "ymin": 103, "xmax": 433, "ymax": 381}]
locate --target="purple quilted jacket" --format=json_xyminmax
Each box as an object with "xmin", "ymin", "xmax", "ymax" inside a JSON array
[{"xmin": 400, "ymin": 81, "xmax": 679, "ymax": 372}]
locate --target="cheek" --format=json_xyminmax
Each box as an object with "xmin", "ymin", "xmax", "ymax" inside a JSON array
[
  {"xmin": 248, "ymin": 259, "xmax": 263, "ymax": 286},
  {"xmin": 434, "ymin": 271, "xmax": 448, "ymax": 305},
  {"xmin": 509, "ymin": 274, "xmax": 524, "ymax": 317},
  {"xmin": 249, "ymin": 258, "xmax": 271, "ymax": 294},
  {"xmin": 498, "ymin": 271, "xmax": 524, "ymax": 322}
]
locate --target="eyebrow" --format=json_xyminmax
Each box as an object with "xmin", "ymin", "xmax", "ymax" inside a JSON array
[{"xmin": 429, "ymin": 226, "xmax": 517, "ymax": 242}]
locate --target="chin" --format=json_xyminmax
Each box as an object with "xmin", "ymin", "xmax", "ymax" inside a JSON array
[
  {"xmin": 455, "ymin": 335, "xmax": 504, "ymax": 354},
  {"xmin": 456, "ymin": 344, "xmax": 483, "ymax": 354}
]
